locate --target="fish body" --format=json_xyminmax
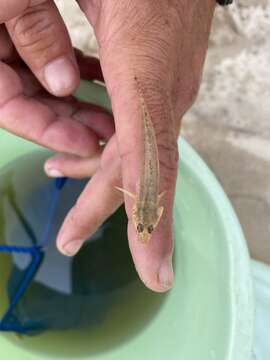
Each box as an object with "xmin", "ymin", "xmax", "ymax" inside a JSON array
[
  {"xmin": 132, "ymin": 94, "xmax": 163, "ymax": 242},
  {"xmin": 116, "ymin": 80, "xmax": 164, "ymax": 243}
]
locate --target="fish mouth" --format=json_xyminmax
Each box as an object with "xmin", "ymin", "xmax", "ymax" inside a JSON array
[{"xmin": 137, "ymin": 231, "xmax": 151, "ymax": 244}]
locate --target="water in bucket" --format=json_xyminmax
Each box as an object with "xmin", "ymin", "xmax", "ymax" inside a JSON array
[
  {"xmin": 0, "ymin": 79, "xmax": 253, "ymax": 359},
  {"xmin": 0, "ymin": 151, "xmax": 166, "ymax": 357}
]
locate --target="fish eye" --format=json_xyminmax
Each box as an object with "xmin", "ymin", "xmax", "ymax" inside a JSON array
[
  {"xmin": 137, "ymin": 223, "xmax": 144, "ymax": 233},
  {"xmin": 147, "ymin": 225, "xmax": 154, "ymax": 234}
]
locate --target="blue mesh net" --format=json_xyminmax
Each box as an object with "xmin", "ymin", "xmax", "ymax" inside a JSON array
[{"xmin": 0, "ymin": 159, "xmax": 134, "ymax": 335}]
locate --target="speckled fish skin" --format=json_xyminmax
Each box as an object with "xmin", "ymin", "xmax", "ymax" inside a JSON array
[
  {"xmin": 115, "ymin": 79, "xmax": 164, "ymax": 243},
  {"xmin": 132, "ymin": 93, "xmax": 162, "ymax": 243}
]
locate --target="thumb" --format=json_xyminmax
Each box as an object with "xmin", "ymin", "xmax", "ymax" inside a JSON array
[
  {"xmin": 105, "ymin": 71, "xmax": 179, "ymax": 291},
  {"xmin": 115, "ymin": 79, "xmax": 178, "ymax": 292},
  {"xmin": 84, "ymin": 1, "xmax": 181, "ymax": 291}
]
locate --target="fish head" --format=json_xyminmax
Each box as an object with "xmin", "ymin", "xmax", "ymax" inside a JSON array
[{"xmin": 134, "ymin": 221, "xmax": 154, "ymax": 243}]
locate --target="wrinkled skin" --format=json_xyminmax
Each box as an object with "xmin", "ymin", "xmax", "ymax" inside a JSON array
[{"xmin": 0, "ymin": 0, "xmax": 216, "ymax": 292}]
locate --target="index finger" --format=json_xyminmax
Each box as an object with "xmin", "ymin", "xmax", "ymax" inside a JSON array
[
  {"xmin": 0, "ymin": 61, "xmax": 100, "ymax": 157},
  {"xmin": 5, "ymin": 0, "xmax": 79, "ymax": 97}
]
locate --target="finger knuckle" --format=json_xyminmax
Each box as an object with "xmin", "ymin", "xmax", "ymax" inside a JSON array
[
  {"xmin": 10, "ymin": 5, "xmax": 62, "ymax": 64},
  {"xmin": 68, "ymin": 205, "xmax": 91, "ymax": 237}
]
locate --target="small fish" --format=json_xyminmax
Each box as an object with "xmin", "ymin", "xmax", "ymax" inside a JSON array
[{"xmin": 116, "ymin": 78, "xmax": 165, "ymax": 243}]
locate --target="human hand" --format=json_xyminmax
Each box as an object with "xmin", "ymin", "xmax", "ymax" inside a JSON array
[
  {"xmin": 0, "ymin": 1, "xmax": 112, "ymax": 160},
  {"xmin": 0, "ymin": 0, "xmax": 216, "ymax": 292},
  {"xmin": 48, "ymin": 0, "xmax": 216, "ymax": 292}
]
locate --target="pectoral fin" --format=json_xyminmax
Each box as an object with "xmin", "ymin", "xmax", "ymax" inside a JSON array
[
  {"xmin": 155, "ymin": 206, "xmax": 164, "ymax": 227},
  {"xmin": 115, "ymin": 186, "xmax": 136, "ymax": 199},
  {"xmin": 158, "ymin": 191, "xmax": 166, "ymax": 203}
]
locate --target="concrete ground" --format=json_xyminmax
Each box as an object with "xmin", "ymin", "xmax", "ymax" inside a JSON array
[
  {"xmin": 56, "ymin": 0, "xmax": 270, "ymax": 264},
  {"xmin": 184, "ymin": 0, "xmax": 270, "ymax": 264}
]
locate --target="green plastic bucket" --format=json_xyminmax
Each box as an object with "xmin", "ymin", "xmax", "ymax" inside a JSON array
[{"xmin": 0, "ymin": 82, "xmax": 254, "ymax": 359}]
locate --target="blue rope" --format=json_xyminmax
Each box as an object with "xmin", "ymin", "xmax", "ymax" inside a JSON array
[
  {"xmin": 40, "ymin": 177, "xmax": 67, "ymax": 247},
  {"xmin": 0, "ymin": 245, "xmax": 40, "ymax": 253},
  {"xmin": 0, "ymin": 247, "xmax": 43, "ymax": 333},
  {"xmin": 0, "ymin": 177, "xmax": 67, "ymax": 333}
]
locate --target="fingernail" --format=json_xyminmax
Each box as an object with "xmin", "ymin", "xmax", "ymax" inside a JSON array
[
  {"xmin": 45, "ymin": 167, "xmax": 64, "ymax": 178},
  {"xmin": 158, "ymin": 257, "xmax": 174, "ymax": 290},
  {"xmin": 62, "ymin": 240, "xmax": 84, "ymax": 257},
  {"xmin": 44, "ymin": 57, "xmax": 78, "ymax": 95}
]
